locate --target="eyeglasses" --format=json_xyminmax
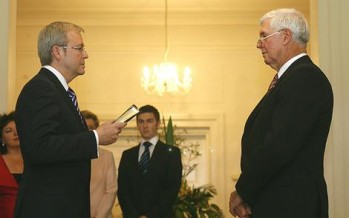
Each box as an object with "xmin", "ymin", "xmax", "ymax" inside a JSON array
[
  {"xmin": 257, "ymin": 29, "xmax": 284, "ymax": 47},
  {"xmin": 59, "ymin": 45, "xmax": 86, "ymax": 52}
]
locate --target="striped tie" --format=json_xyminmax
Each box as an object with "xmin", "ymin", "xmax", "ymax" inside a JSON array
[
  {"xmin": 139, "ymin": 141, "xmax": 152, "ymax": 175},
  {"xmin": 67, "ymin": 87, "xmax": 84, "ymax": 124}
]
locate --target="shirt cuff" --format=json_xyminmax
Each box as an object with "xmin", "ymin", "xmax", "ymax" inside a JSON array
[{"xmin": 92, "ymin": 130, "xmax": 99, "ymax": 157}]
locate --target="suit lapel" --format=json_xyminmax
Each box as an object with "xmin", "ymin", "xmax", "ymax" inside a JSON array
[
  {"xmin": 39, "ymin": 69, "xmax": 87, "ymax": 131},
  {"xmin": 133, "ymin": 144, "xmax": 144, "ymax": 177},
  {"xmin": 245, "ymin": 55, "xmax": 311, "ymax": 132},
  {"xmin": 141, "ymin": 141, "xmax": 163, "ymax": 176}
]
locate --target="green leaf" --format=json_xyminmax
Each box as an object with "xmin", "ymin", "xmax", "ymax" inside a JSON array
[{"xmin": 166, "ymin": 116, "xmax": 174, "ymax": 145}]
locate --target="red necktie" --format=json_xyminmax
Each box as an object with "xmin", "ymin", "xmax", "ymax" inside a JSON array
[{"xmin": 268, "ymin": 74, "xmax": 278, "ymax": 91}]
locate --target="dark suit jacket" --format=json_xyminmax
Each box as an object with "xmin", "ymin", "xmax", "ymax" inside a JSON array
[
  {"xmin": 14, "ymin": 68, "xmax": 98, "ymax": 218},
  {"xmin": 236, "ymin": 56, "xmax": 333, "ymax": 218},
  {"xmin": 117, "ymin": 140, "xmax": 182, "ymax": 218}
]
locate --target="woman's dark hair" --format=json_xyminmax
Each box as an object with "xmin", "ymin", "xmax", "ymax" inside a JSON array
[{"xmin": 0, "ymin": 111, "xmax": 15, "ymax": 154}]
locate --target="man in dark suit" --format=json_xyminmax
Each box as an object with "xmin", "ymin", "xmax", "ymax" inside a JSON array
[
  {"xmin": 14, "ymin": 21, "xmax": 126, "ymax": 218},
  {"xmin": 229, "ymin": 9, "xmax": 333, "ymax": 218},
  {"xmin": 117, "ymin": 105, "xmax": 182, "ymax": 218}
]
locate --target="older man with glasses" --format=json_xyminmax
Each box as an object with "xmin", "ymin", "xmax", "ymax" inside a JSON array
[{"xmin": 229, "ymin": 8, "xmax": 333, "ymax": 218}]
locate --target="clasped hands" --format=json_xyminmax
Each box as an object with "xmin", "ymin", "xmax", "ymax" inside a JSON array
[{"xmin": 229, "ymin": 191, "xmax": 252, "ymax": 218}]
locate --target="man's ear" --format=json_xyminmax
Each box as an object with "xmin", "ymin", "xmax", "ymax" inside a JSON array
[
  {"xmin": 51, "ymin": 45, "xmax": 64, "ymax": 60},
  {"xmin": 282, "ymin": 29, "xmax": 292, "ymax": 45}
]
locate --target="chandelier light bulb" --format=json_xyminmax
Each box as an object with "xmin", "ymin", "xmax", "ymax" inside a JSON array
[{"xmin": 141, "ymin": 63, "xmax": 192, "ymax": 96}]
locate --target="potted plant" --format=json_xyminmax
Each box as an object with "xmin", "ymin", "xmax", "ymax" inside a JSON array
[{"xmin": 161, "ymin": 117, "xmax": 224, "ymax": 218}]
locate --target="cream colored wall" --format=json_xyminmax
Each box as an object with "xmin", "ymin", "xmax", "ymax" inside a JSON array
[
  {"xmin": 317, "ymin": 0, "xmax": 349, "ymax": 217},
  {"xmin": 0, "ymin": 0, "xmax": 9, "ymax": 112},
  {"xmin": 0, "ymin": 0, "xmax": 16, "ymax": 113},
  {"xmin": 14, "ymin": 0, "xmax": 314, "ymax": 216}
]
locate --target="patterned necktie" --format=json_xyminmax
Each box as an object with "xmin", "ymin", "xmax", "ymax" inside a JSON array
[
  {"xmin": 268, "ymin": 74, "xmax": 278, "ymax": 91},
  {"xmin": 67, "ymin": 87, "xmax": 84, "ymax": 124},
  {"xmin": 139, "ymin": 141, "xmax": 152, "ymax": 175}
]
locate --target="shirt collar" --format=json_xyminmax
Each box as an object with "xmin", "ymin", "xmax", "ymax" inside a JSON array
[
  {"xmin": 42, "ymin": 65, "xmax": 69, "ymax": 91},
  {"xmin": 141, "ymin": 136, "xmax": 159, "ymax": 147},
  {"xmin": 277, "ymin": 53, "xmax": 307, "ymax": 78}
]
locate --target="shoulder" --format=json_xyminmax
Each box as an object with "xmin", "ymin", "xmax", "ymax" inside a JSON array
[
  {"xmin": 18, "ymin": 69, "xmax": 61, "ymax": 101},
  {"xmin": 23, "ymin": 68, "xmax": 55, "ymax": 87},
  {"xmin": 122, "ymin": 145, "xmax": 140, "ymax": 155},
  {"xmin": 289, "ymin": 56, "xmax": 326, "ymax": 78},
  {"xmin": 119, "ymin": 146, "xmax": 139, "ymax": 166},
  {"xmin": 281, "ymin": 56, "xmax": 331, "ymax": 90},
  {"xmin": 156, "ymin": 141, "xmax": 181, "ymax": 154}
]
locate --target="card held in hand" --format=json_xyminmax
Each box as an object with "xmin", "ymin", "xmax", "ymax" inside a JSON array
[{"xmin": 115, "ymin": 104, "xmax": 140, "ymax": 122}]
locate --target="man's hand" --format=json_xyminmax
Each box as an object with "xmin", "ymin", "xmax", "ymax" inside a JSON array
[
  {"xmin": 96, "ymin": 121, "xmax": 127, "ymax": 145},
  {"xmin": 229, "ymin": 191, "xmax": 252, "ymax": 217},
  {"xmin": 233, "ymin": 203, "xmax": 252, "ymax": 218}
]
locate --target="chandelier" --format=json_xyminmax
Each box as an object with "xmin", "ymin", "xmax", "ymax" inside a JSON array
[{"xmin": 141, "ymin": 0, "xmax": 192, "ymax": 96}]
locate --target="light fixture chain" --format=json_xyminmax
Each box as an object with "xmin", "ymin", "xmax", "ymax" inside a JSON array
[
  {"xmin": 141, "ymin": 0, "xmax": 192, "ymax": 96},
  {"xmin": 164, "ymin": 0, "xmax": 169, "ymax": 62}
]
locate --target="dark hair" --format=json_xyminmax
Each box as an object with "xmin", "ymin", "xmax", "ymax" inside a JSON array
[
  {"xmin": 0, "ymin": 111, "xmax": 15, "ymax": 154},
  {"xmin": 80, "ymin": 110, "xmax": 100, "ymax": 127},
  {"xmin": 137, "ymin": 105, "xmax": 160, "ymax": 122}
]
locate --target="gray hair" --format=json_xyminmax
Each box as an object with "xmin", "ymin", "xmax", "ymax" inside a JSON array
[
  {"xmin": 37, "ymin": 21, "xmax": 84, "ymax": 66},
  {"xmin": 260, "ymin": 8, "xmax": 309, "ymax": 47}
]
